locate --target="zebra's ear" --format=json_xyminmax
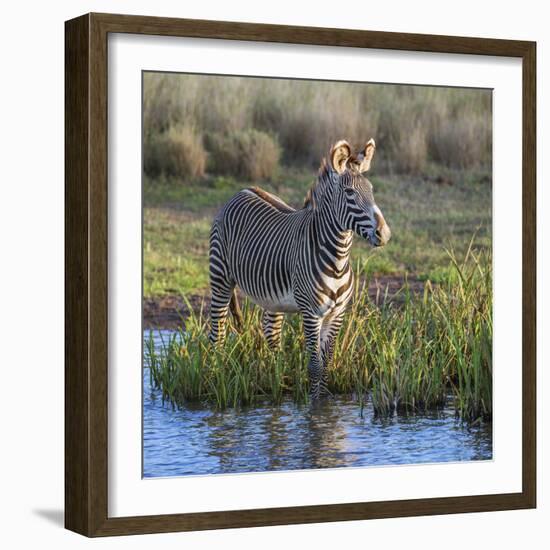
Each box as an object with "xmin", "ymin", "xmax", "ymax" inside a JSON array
[
  {"xmin": 330, "ymin": 140, "xmax": 352, "ymax": 174},
  {"xmin": 357, "ymin": 139, "xmax": 376, "ymax": 173}
]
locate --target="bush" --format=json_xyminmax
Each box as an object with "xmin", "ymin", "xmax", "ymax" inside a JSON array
[
  {"xmin": 144, "ymin": 125, "xmax": 206, "ymax": 180},
  {"xmin": 206, "ymin": 129, "xmax": 281, "ymax": 181},
  {"xmin": 394, "ymin": 120, "xmax": 428, "ymax": 174},
  {"xmin": 374, "ymin": 90, "xmax": 429, "ymax": 175},
  {"xmin": 429, "ymin": 114, "xmax": 491, "ymax": 169},
  {"xmin": 252, "ymin": 94, "xmax": 284, "ymax": 134},
  {"xmin": 276, "ymin": 85, "xmax": 379, "ymax": 167},
  {"xmin": 143, "ymin": 73, "xmax": 493, "ymax": 176},
  {"xmin": 278, "ymin": 109, "xmax": 322, "ymax": 166}
]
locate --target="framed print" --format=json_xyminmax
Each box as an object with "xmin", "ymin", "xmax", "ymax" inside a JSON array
[{"xmin": 65, "ymin": 13, "xmax": 536, "ymax": 537}]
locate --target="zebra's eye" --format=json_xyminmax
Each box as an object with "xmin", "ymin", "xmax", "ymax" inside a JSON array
[{"xmin": 344, "ymin": 188, "xmax": 356, "ymax": 197}]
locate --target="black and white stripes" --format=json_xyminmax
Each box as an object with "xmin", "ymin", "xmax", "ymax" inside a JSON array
[{"xmin": 209, "ymin": 139, "xmax": 391, "ymax": 399}]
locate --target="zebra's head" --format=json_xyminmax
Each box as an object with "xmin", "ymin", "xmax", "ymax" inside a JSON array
[{"xmin": 328, "ymin": 139, "xmax": 391, "ymax": 247}]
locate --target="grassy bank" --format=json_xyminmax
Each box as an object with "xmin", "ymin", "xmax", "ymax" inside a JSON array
[
  {"xmin": 143, "ymin": 167, "xmax": 491, "ymax": 297},
  {"xmin": 146, "ymin": 244, "xmax": 492, "ymax": 421}
]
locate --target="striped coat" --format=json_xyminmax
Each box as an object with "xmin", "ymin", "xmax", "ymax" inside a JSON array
[{"xmin": 209, "ymin": 139, "xmax": 391, "ymax": 398}]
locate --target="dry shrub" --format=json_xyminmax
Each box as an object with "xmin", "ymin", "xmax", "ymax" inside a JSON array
[
  {"xmin": 195, "ymin": 79, "xmax": 253, "ymax": 134},
  {"xmin": 143, "ymin": 74, "xmax": 202, "ymax": 134},
  {"xmin": 278, "ymin": 110, "xmax": 323, "ymax": 166},
  {"xmin": 277, "ymin": 107, "xmax": 378, "ymax": 168},
  {"xmin": 276, "ymin": 84, "xmax": 379, "ymax": 167},
  {"xmin": 144, "ymin": 125, "xmax": 206, "ymax": 179},
  {"xmin": 206, "ymin": 129, "xmax": 281, "ymax": 181},
  {"xmin": 143, "ymin": 73, "xmax": 492, "ymax": 176},
  {"xmin": 376, "ymin": 92, "xmax": 429, "ymax": 174},
  {"xmin": 252, "ymin": 94, "xmax": 285, "ymax": 134},
  {"xmin": 426, "ymin": 89, "xmax": 492, "ymax": 170},
  {"xmin": 394, "ymin": 120, "xmax": 429, "ymax": 174},
  {"xmin": 429, "ymin": 114, "xmax": 491, "ymax": 169}
]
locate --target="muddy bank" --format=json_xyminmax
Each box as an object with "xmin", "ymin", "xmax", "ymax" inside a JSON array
[{"xmin": 143, "ymin": 276, "xmax": 427, "ymax": 330}]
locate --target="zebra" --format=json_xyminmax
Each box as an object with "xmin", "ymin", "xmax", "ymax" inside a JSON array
[{"xmin": 208, "ymin": 139, "xmax": 391, "ymax": 399}]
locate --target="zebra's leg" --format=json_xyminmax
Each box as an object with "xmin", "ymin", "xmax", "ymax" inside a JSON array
[
  {"xmin": 209, "ymin": 218, "xmax": 234, "ymax": 346},
  {"xmin": 262, "ymin": 311, "xmax": 284, "ymax": 349},
  {"xmin": 302, "ymin": 312, "xmax": 323, "ymax": 400},
  {"xmin": 229, "ymin": 288, "xmax": 244, "ymax": 331},
  {"xmin": 209, "ymin": 280, "xmax": 235, "ymax": 346},
  {"xmin": 319, "ymin": 311, "xmax": 346, "ymax": 396}
]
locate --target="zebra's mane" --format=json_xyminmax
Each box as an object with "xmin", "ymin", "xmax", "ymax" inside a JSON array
[
  {"xmin": 303, "ymin": 158, "xmax": 333, "ymax": 210},
  {"xmin": 247, "ymin": 186, "xmax": 295, "ymax": 213}
]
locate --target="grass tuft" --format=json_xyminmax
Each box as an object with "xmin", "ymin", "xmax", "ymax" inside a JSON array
[{"xmin": 144, "ymin": 125, "xmax": 206, "ymax": 179}]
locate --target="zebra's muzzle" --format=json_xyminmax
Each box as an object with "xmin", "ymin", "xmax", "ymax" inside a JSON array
[
  {"xmin": 373, "ymin": 224, "xmax": 391, "ymax": 247},
  {"xmin": 373, "ymin": 208, "xmax": 391, "ymax": 247}
]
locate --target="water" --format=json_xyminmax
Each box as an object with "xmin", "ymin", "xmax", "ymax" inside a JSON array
[{"xmin": 143, "ymin": 332, "xmax": 492, "ymax": 478}]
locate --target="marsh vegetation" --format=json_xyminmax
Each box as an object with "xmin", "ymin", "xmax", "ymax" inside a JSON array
[{"xmin": 146, "ymin": 243, "xmax": 492, "ymax": 421}]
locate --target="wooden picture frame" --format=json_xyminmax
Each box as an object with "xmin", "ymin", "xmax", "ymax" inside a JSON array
[{"xmin": 65, "ymin": 12, "xmax": 536, "ymax": 537}]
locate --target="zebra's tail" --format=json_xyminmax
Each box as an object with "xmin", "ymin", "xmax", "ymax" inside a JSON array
[{"xmin": 229, "ymin": 288, "xmax": 244, "ymax": 332}]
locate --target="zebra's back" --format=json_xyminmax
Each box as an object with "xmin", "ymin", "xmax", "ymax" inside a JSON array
[{"xmin": 211, "ymin": 188, "xmax": 306, "ymax": 312}]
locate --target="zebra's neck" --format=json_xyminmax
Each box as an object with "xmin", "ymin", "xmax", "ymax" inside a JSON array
[{"xmin": 310, "ymin": 203, "xmax": 354, "ymax": 274}]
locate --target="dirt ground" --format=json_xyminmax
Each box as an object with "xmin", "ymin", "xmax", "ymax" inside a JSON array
[{"xmin": 143, "ymin": 276, "xmax": 427, "ymax": 329}]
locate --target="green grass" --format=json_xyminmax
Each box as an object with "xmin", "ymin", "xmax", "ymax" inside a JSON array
[
  {"xmin": 143, "ymin": 167, "xmax": 491, "ymax": 297},
  {"xmin": 144, "ymin": 209, "xmax": 211, "ymax": 296},
  {"xmin": 146, "ymin": 245, "xmax": 492, "ymax": 421}
]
